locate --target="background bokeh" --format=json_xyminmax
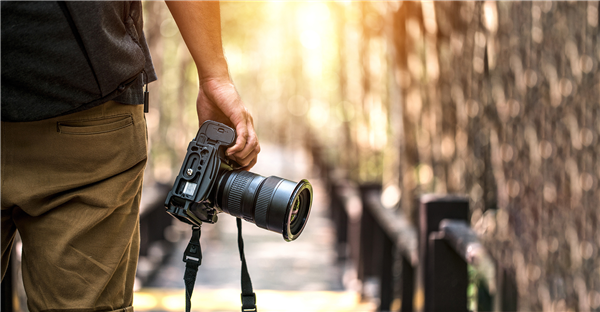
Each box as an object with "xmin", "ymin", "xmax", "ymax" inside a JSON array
[
  {"xmin": 141, "ymin": 1, "xmax": 600, "ymax": 311},
  {"xmin": 142, "ymin": 1, "xmax": 399, "ymax": 187}
]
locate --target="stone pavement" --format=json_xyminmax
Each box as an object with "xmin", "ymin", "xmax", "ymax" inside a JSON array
[{"xmin": 135, "ymin": 143, "xmax": 375, "ymax": 311}]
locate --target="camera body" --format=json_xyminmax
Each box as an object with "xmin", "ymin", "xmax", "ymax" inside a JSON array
[
  {"xmin": 165, "ymin": 120, "xmax": 237, "ymax": 227},
  {"xmin": 165, "ymin": 120, "xmax": 313, "ymax": 241}
]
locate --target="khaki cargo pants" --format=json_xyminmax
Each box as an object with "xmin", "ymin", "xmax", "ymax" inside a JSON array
[{"xmin": 1, "ymin": 101, "xmax": 147, "ymax": 311}]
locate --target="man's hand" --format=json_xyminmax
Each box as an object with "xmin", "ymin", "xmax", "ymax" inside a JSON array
[
  {"xmin": 166, "ymin": 1, "xmax": 260, "ymax": 170},
  {"xmin": 197, "ymin": 77, "xmax": 259, "ymax": 170}
]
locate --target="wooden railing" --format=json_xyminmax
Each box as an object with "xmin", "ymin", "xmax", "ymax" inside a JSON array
[{"xmin": 310, "ymin": 143, "xmax": 516, "ymax": 312}]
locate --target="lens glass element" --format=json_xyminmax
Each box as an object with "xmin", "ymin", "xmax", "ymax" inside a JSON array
[{"xmin": 290, "ymin": 198, "xmax": 300, "ymax": 223}]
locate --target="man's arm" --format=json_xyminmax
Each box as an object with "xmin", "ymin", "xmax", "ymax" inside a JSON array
[{"xmin": 166, "ymin": 1, "xmax": 260, "ymax": 169}]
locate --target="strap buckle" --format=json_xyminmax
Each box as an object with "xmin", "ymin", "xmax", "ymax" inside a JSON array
[
  {"xmin": 183, "ymin": 226, "xmax": 202, "ymax": 264},
  {"xmin": 241, "ymin": 293, "xmax": 257, "ymax": 312}
]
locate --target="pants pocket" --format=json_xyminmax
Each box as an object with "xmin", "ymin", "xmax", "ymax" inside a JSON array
[{"xmin": 57, "ymin": 114, "xmax": 133, "ymax": 135}]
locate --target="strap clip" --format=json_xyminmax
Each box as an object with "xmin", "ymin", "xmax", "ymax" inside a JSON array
[
  {"xmin": 241, "ymin": 292, "xmax": 257, "ymax": 312},
  {"xmin": 143, "ymin": 70, "xmax": 149, "ymax": 113},
  {"xmin": 183, "ymin": 226, "xmax": 202, "ymax": 264}
]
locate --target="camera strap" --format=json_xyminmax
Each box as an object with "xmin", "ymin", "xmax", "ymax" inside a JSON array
[
  {"xmin": 181, "ymin": 220, "xmax": 257, "ymax": 312},
  {"xmin": 183, "ymin": 225, "xmax": 202, "ymax": 312},
  {"xmin": 237, "ymin": 218, "xmax": 257, "ymax": 312}
]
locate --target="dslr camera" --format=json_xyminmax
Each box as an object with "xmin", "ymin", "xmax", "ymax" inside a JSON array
[{"xmin": 165, "ymin": 120, "xmax": 313, "ymax": 241}]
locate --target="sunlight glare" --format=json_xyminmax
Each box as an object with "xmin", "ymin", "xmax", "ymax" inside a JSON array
[
  {"xmin": 224, "ymin": 44, "xmax": 245, "ymax": 74},
  {"xmin": 296, "ymin": 2, "xmax": 331, "ymax": 50},
  {"xmin": 308, "ymin": 98, "xmax": 330, "ymax": 126},
  {"xmin": 338, "ymin": 0, "xmax": 352, "ymax": 6},
  {"xmin": 162, "ymin": 294, "xmax": 185, "ymax": 311},
  {"xmin": 300, "ymin": 30, "xmax": 321, "ymax": 50},
  {"xmin": 132, "ymin": 293, "xmax": 157, "ymax": 310},
  {"xmin": 381, "ymin": 184, "xmax": 401, "ymax": 208}
]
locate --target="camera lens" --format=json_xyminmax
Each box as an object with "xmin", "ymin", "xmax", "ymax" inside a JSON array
[
  {"xmin": 288, "ymin": 186, "xmax": 311, "ymax": 237},
  {"xmin": 216, "ymin": 170, "xmax": 313, "ymax": 241}
]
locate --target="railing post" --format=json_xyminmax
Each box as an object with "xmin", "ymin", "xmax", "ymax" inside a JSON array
[
  {"xmin": 419, "ymin": 195, "xmax": 469, "ymax": 312},
  {"xmin": 498, "ymin": 265, "xmax": 518, "ymax": 311},
  {"xmin": 358, "ymin": 198, "xmax": 375, "ymax": 285},
  {"xmin": 329, "ymin": 182, "xmax": 348, "ymax": 260},
  {"xmin": 379, "ymin": 234, "xmax": 394, "ymax": 311},
  {"xmin": 429, "ymin": 231, "xmax": 468, "ymax": 312},
  {"xmin": 400, "ymin": 255, "xmax": 414, "ymax": 312},
  {"xmin": 358, "ymin": 184, "xmax": 383, "ymax": 302}
]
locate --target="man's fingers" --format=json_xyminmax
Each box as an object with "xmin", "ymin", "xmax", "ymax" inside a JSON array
[
  {"xmin": 226, "ymin": 121, "xmax": 248, "ymax": 156},
  {"xmin": 232, "ymin": 121, "xmax": 259, "ymax": 160},
  {"xmin": 243, "ymin": 156, "xmax": 258, "ymax": 171},
  {"xmin": 234, "ymin": 150, "xmax": 259, "ymax": 171},
  {"xmin": 226, "ymin": 110, "xmax": 259, "ymax": 159},
  {"xmin": 225, "ymin": 116, "xmax": 259, "ymax": 170},
  {"xmin": 197, "ymin": 80, "xmax": 259, "ymax": 164},
  {"xmin": 231, "ymin": 136, "xmax": 260, "ymax": 166}
]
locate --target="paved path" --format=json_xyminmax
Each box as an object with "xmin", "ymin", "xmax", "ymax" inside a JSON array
[{"xmin": 135, "ymin": 144, "xmax": 375, "ymax": 311}]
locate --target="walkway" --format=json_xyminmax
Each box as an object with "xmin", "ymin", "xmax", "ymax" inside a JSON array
[{"xmin": 134, "ymin": 143, "xmax": 375, "ymax": 312}]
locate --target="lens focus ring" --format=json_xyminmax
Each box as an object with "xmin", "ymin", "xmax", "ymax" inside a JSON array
[
  {"xmin": 227, "ymin": 171, "xmax": 253, "ymax": 218},
  {"xmin": 255, "ymin": 177, "xmax": 280, "ymax": 230}
]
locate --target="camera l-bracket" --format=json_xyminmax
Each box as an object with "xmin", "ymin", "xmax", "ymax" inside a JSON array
[{"xmin": 165, "ymin": 121, "xmax": 237, "ymax": 226}]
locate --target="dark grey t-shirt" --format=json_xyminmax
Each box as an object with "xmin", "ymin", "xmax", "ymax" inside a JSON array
[{"xmin": 1, "ymin": 1, "xmax": 157, "ymax": 122}]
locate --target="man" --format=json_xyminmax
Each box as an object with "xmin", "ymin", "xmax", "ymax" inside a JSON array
[{"xmin": 1, "ymin": 1, "xmax": 260, "ymax": 311}]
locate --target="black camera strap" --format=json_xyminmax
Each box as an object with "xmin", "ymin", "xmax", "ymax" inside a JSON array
[
  {"xmin": 237, "ymin": 218, "xmax": 257, "ymax": 312},
  {"xmin": 181, "ymin": 220, "xmax": 257, "ymax": 312},
  {"xmin": 183, "ymin": 225, "xmax": 202, "ymax": 312}
]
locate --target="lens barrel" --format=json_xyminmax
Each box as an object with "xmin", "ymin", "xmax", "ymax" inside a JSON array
[{"xmin": 217, "ymin": 170, "xmax": 312, "ymax": 241}]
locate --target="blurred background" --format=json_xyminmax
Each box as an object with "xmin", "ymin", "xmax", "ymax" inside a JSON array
[
  {"xmin": 3, "ymin": 1, "xmax": 599, "ymax": 312},
  {"xmin": 135, "ymin": 1, "xmax": 600, "ymax": 311}
]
